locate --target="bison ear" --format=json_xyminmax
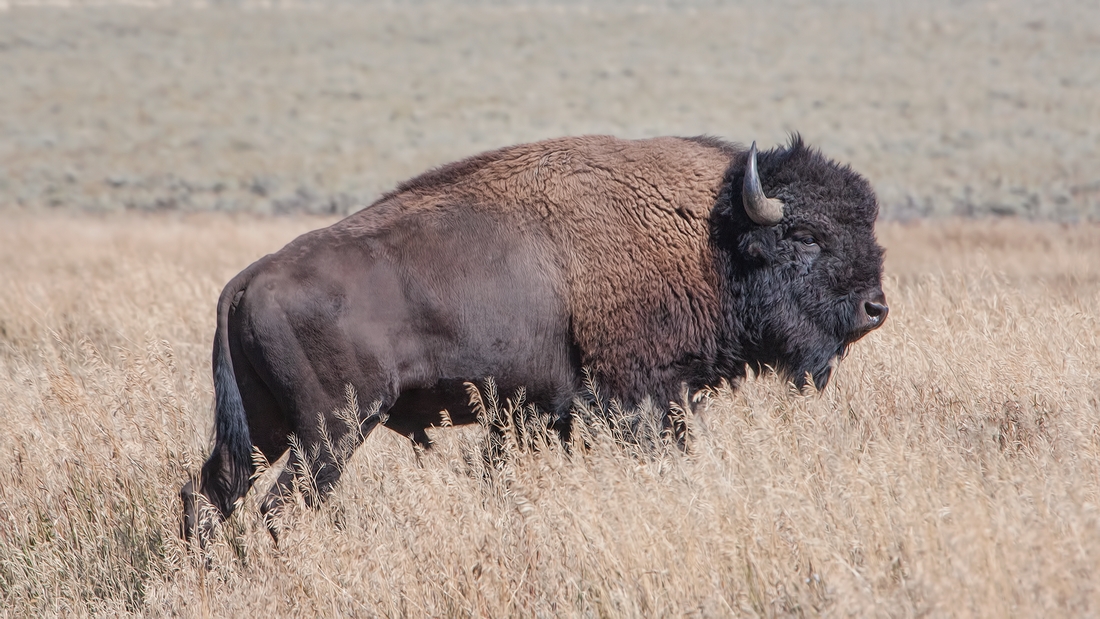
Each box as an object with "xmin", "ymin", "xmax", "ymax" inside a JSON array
[
  {"xmin": 745, "ymin": 241, "xmax": 767, "ymax": 262},
  {"xmin": 738, "ymin": 229, "xmax": 776, "ymax": 266}
]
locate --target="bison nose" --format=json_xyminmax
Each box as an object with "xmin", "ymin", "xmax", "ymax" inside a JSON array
[
  {"xmin": 854, "ymin": 292, "xmax": 888, "ymax": 336},
  {"xmin": 864, "ymin": 300, "xmax": 888, "ymax": 327}
]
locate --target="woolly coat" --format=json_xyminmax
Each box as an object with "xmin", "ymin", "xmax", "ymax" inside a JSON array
[{"xmin": 336, "ymin": 135, "xmax": 739, "ymax": 407}]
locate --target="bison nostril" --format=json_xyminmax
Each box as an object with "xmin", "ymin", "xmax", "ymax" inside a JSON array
[{"xmin": 864, "ymin": 301, "xmax": 888, "ymax": 325}]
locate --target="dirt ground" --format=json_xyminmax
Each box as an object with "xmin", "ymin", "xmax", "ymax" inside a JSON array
[{"xmin": 1, "ymin": 0, "xmax": 1098, "ymax": 219}]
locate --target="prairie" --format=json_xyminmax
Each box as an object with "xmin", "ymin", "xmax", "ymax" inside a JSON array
[
  {"xmin": 1, "ymin": 213, "xmax": 1098, "ymax": 616},
  {"xmin": 2, "ymin": 2, "xmax": 1099, "ymax": 220},
  {"xmin": 2, "ymin": 0, "xmax": 1100, "ymax": 614}
]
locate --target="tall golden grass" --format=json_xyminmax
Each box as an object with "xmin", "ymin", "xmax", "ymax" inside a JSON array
[{"xmin": 1, "ymin": 213, "xmax": 1098, "ymax": 617}]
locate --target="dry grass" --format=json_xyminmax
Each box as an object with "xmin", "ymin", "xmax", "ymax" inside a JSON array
[{"xmin": 1, "ymin": 212, "xmax": 1098, "ymax": 617}]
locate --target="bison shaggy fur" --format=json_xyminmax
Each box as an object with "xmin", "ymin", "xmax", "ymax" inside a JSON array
[{"xmin": 181, "ymin": 134, "xmax": 887, "ymax": 542}]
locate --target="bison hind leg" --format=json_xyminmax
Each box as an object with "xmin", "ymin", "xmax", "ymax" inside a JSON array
[
  {"xmin": 180, "ymin": 478, "xmax": 217, "ymax": 547},
  {"xmin": 258, "ymin": 412, "xmax": 384, "ymax": 542},
  {"xmin": 181, "ymin": 440, "xmax": 258, "ymax": 549}
]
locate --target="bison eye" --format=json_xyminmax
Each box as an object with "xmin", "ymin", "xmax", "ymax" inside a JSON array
[{"xmin": 793, "ymin": 233, "xmax": 817, "ymax": 246}]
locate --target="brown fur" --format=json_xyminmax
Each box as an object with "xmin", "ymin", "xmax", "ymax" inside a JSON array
[{"xmin": 357, "ymin": 135, "xmax": 734, "ymax": 399}]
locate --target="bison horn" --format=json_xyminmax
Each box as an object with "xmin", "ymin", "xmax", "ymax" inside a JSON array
[{"xmin": 742, "ymin": 141, "xmax": 785, "ymax": 226}]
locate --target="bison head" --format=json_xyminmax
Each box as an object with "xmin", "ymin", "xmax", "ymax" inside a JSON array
[{"xmin": 720, "ymin": 135, "xmax": 887, "ymax": 390}]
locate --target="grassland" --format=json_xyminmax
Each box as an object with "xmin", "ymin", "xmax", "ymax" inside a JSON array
[
  {"xmin": 2, "ymin": 2, "xmax": 1099, "ymax": 220},
  {"xmin": 2, "ymin": 0, "xmax": 1098, "ymax": 614},
  {"xmin": 0, "ymin": 213, "xmax": 1097, "ymax": 617}
]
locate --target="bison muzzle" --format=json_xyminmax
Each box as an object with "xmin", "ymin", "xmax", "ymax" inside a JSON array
[{"xmin": 181, "ymin": 134, "xmax": 888, "ymax": 543}]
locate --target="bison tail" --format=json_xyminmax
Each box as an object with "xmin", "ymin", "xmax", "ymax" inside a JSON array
[{"xmin": 198, "ymin": 271, "xmax": 257, "ymax": 520}]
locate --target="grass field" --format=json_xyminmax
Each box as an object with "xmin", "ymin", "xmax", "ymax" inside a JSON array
[
  {"xmin": 1, "ymin": 213, "xmax": 1098, "ymax": 616},
  {"xmin": 2, "ymin": 0, "xmax": 1098, "ymax": 615},
  {"xmin": 2, "ymin": 2, "xmax": 1099, "ymax": 220}
]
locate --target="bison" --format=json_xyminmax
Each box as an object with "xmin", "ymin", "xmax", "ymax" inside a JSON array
[{"xmin": 181, "ymin": 134, "xmax": 887, "ymax": 542}]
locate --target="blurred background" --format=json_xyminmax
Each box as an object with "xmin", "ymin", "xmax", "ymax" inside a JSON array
[{"xmin": 1, "ymin": 0, "xmax": 1097, "ymax": 220}]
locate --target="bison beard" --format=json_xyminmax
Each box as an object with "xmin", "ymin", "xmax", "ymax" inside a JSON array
[{"xmin": 181, "ymin": 134, "xmax": 887, "ymax": 544}]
